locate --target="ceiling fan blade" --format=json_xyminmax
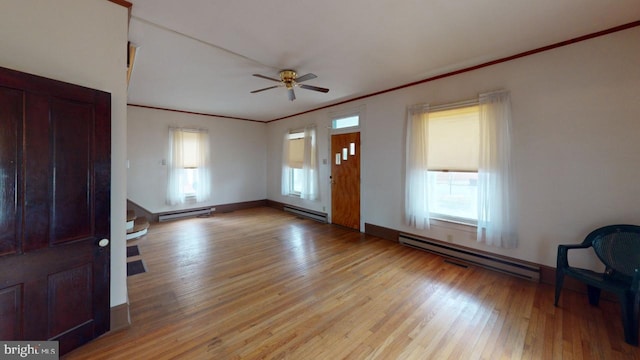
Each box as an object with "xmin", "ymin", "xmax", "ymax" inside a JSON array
[
  {"xmin": 288, "ymin": 88, "xmax": 296, "ymax": 101},
  {"xmin": 299, "ymin": 84, "xmax": 330, "ymax": 93},
  {"xmin": 295, "ymin": 73, "xmax": 317, "ymax": 83},
  {"xmin": 250, "ymin": 85, "xmax": 279, "ymax": 93},
  {"xmin": 253, "ymin": 74, "xmax": 281, "ymax": 82}
]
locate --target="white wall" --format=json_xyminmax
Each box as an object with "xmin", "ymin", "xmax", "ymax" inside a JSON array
[
  {"xmin": 127, "ymin": 106, "xmax": 267, "ymax": 213},
  {"xmin": 0, "ymin": 0, "xmax": 129, "ymax": 306},
  {"xmin": 267, "ymin": 27, "xmax": 640, "ymax": 270}
]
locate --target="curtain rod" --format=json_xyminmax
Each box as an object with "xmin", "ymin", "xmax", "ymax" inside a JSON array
[
  {"xmin": 169, "ymin": 126, "xmax": 208, "ymax": 133},
  {"xmin": 409, "ymin": 90, "xmax": 506, "ymax": 113},
  {"xmin": 288, "ymin": 124, "xmax": 316, "ymax": 134}
]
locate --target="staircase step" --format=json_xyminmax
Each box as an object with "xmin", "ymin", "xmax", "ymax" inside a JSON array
[
  {"xmin": 127, "ymin": 217, "xmax": 149, "ymax": 233},
  {"xmin": 126, "ymin": 209, "xmax": 136, "ymax": 222},
  {"xmin": 126, "ymin": 217, "xmax": 149, "ymax": 241},
  {"xmin": 126, "ymin": 210, "xmax": 137, "ymax": 231}
]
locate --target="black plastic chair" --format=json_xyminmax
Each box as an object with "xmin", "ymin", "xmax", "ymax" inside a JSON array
[{"xmin": 554, "ymin": 224, "xmax": 640, "ymax": 345}]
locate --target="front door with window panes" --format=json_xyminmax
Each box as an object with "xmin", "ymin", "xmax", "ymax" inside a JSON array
[{"xmin": 330, "ymin": 113, "xmax": 361, "ymax": 229}]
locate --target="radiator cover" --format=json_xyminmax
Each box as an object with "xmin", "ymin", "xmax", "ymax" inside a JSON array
[
  {"xmin": 283, "ymin": 205, "xmax": 328, "ymax": 223},
  {"xmin": 399, "ymin": 233, "xmax": 540, "ymax": 281},
  {"xmin": 158, "ymin": 208, "xmax": 212, "ymax": 222}
]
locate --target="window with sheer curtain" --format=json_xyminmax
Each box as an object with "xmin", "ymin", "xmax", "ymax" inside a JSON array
[
  {"xmin": 282, "ymin": 125, "xmax": 318, "ymax": 200},
  {"xmin": 166, "ymin": 127, "xmax": 211, "ymax": 205},
  {"xmin": 405, "ymin": 91, "xmax": 516, "ymax": 248}
]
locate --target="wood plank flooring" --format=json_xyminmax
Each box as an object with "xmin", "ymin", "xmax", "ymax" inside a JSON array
[{"xmin": 64, "ymin": 207, "xmax": 640, "ymax": 359}]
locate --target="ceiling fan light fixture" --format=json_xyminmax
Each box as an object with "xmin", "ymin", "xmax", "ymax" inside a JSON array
[
  {"xmin": 279, "ymin": 70, "xmax": 296, "ymax": 82},
  {"xmin": 280, "ymin": 70, "xmax": 296, "ymax": 89}
]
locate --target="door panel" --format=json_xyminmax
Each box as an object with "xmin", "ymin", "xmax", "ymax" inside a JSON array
[
  {"xmin": 0, "ymin": 66, "xmax": 111, "ymax": 355},
  {"xmin": 48, "ymin": 263, "xmax": 93, "ymax": 336},
  {"xmin": 0, "ymin": 87, "xmax": 21, "ymax": 256},
  {"xmin": 23, "ymin": 93, "xmax": 51, "ymax": 252},
  {"xmin": 0, "ymin": 285, "xmax": 22, "ymax": 340},
  {"xmin": 51, "ymin": 99, "xmax": 93, "ymax": 243},
  {"xmin": 331, "ymin": 132, "xmax": 360, "ymax": 230}
]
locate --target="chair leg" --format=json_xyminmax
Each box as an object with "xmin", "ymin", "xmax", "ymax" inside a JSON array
[
  {"xmin": 587, "ymin": 285, "xmax": 601, "ymax": 306},
  {"xmin": 554, "ymin": 272, "xmax": 564, "ymax": 306},
  {"xmin": 619, "ymin": 293, "xmax": 639, "ymax": 346}
]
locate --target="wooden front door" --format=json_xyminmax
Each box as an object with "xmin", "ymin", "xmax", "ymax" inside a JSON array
[
  {"xmin": 0, "ymin": 67, "xmax": 111, "ymax": 355},
  {"xmin": 331, "ymin": 132, "xmax": 360, "ymax": 230}
]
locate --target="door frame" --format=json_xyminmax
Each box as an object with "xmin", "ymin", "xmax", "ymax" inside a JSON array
[{"xmin": 328, "ymin": 107, "xmax": 364, "ymax": 230}]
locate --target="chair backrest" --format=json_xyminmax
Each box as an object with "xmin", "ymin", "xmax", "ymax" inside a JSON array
[{"xmin": 587, "ymin": 224, "xmax": 640, "ymax": 278}]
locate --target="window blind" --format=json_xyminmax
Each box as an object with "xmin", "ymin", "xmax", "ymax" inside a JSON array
[
  {"xmin": 288, "ymin": 138, "xmax": 305, "ymax": 169},
  {"xmin": 182, "ymin": 131, "xmax": 201, "ymax": 169},
  {"xmin": 427, "ymin": 105, "xmax": 479, "ymax": 171}
]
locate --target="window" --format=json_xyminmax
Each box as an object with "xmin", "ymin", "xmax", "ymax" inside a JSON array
[
  {"xmin": 181, "ymin": 131, "xmax": 201, "ymax": 197},
  {"xmin": 287, "ymin": 131, "xmax": 305, "ymax": 196},
  {"xmin": 332, "ymin": 115, "xmax": 359, "ymax": 129},
  {"xmin": 166, "ymin": 127, "xmax": 211, "ymax": 205},
  {"xmin": 426, "ymin": 105, "xmax": 479, "ymax": 223},
  {"xmin": 405, "ymin": 91, "xmax": 516, "ymax": 248},
  {"xmin": 282, "ymin": 126, "xmax": 318, "ymax": 200}
]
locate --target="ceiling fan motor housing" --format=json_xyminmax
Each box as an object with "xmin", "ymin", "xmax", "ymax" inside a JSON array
[{"xmin": 280, "ymin": 70, "xmax": 297, "ymax": 88}]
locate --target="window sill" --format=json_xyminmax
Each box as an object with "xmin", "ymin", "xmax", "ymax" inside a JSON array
[
  {"xmin": 430, "ymin": 217, "xmax": 477, "ymax": 233},
  {"xmin": 183, "ymin": 195, "xmax": 197, "ymax": 203}
]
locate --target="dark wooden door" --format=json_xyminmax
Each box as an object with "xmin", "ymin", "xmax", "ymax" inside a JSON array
[
  {"xmin": 0, "ymin": 67, "xmax": 111, "ymax": 355},
  {"xmin": 331, "ymin": 132, "xmax": 360, "ymax": 230}
]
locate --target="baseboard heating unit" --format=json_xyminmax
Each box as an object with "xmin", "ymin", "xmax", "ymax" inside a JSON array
[
  {"xmin": 399, "ymin": 233, "xmax": 540, "ymax": 281},
  {"xmin": 283, "ymin": 205, "xmax": 328, "ymax": 223},
  {"xmin": 158, "ymin": 208, "xmax": 213, "ymax": 222}
]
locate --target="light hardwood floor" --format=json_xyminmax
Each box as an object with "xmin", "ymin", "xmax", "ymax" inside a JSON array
[{"xmin": 64, "ymin": 207, "xmax": 640, "ymax": 359}]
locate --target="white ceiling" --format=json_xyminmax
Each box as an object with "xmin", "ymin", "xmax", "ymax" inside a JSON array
[{"xmin": 127, "ymin": 0, "xmax": 640, "ymax": 122}]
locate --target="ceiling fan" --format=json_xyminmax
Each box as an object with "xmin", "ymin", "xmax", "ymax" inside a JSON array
[{"xmin": 251, "ymin": 70, "xmax": 329, "ymax": 101}]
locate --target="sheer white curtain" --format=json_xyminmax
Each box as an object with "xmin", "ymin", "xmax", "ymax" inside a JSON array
[
  {"xmin": 405, "ymin": 104, "xmax": 431, "ymax": 229},
  {"xmin": 167, "ymin": 127, "xmax": 185, "ymax": 205},
  {"xmin": 192, "ymin": 130, "xmax": 211, "ymax": 202},
  {"xmin": 281, "ymin": 125, "xmax": 319, "ymax": 200},
  {"xmin": 281, "ymin": 131, "xmax": 292, "ymax": 196},
  {"xmin": 300, "ymin": 126, "xmax": 319, "ymax": 200},
  {"xmin": 166, "ymin": 127, "xmax": 211, "ymax": 205},
  {"xmin": 477, "ymin": 91, "xmax": 517, "ymax": 248}
]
